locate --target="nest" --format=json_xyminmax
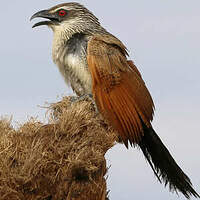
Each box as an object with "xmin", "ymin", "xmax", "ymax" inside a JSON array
[{"xmin": 0, "ymin": 97, "xmax": 117, "ymax": 200}]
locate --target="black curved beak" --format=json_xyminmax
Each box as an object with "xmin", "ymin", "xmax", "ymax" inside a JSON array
[{"xmin": 30, "ymin": 10, "xmax": 59, "ymax": 28}]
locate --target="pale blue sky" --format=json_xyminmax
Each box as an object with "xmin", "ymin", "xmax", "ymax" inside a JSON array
[{"xmin": 0, "ymin": 1, "xmax": 200, "ymax": 199}]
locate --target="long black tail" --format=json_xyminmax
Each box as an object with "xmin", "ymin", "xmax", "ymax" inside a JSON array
[{"xmin": 138, "ymin": 126, "xmax": 199, "ymax": 199}]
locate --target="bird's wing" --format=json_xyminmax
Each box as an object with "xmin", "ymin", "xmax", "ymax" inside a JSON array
[{"xmin": 87, "ymin": 34, "xmax": 154, "ymax": 147}]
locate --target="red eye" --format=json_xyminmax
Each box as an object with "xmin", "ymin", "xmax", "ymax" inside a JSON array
[{"xmin": 58, "ymin": 10, "xmax": 67, "ymax": 17}]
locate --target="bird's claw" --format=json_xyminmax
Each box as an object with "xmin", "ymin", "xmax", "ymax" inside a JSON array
[{"xmin": 69, "ymin": 94, "xmax": 99, "ymax": 113}]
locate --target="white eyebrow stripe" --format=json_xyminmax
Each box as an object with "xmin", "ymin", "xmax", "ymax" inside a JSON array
[
  {"xmin": 49, "ymin": 5, "xmax": 84, "ymax": 13},
  {"xmin": 49, "ymin": 6, "xmax": 70, "ymax": 13}
]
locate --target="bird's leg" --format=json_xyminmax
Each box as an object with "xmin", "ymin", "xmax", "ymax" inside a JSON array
[
  {"xmin": 69, "ymin": 94, "xmax": 99, "ymax": 113},
  {"xmin": 69, "ymin": 93, "xmax": 93, "ymax": 103}
]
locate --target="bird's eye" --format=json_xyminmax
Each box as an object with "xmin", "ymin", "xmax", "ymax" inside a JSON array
[{"xmin": 58, "ymin": 9, "xmax": 67, "ymax": 17}]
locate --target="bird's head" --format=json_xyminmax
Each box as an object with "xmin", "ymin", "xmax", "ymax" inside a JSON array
[{"xmin": 31, "ymin": 2, "xmax": 103, "ymax": 36}]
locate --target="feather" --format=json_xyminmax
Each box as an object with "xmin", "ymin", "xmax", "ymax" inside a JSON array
[
  {"xmin": 87, "ymin": 34, "xmax": 199, "ymax": 198},
  {"xmin": 87, "ymin": 34, "xmax": 154, "ymax": 146}
]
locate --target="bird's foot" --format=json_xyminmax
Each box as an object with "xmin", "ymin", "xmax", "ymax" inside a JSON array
[
  {"xmin": 69, "ymin": 94, "xmax": 98, "ymax": 113},
  {"xmin": 69, "ymin": 94, "xmax": 93, "ymax": 103}
]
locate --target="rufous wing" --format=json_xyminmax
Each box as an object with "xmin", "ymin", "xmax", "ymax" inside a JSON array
[{"xmin": 87, "ymin": 34, "xmax": 154, "ymax": 147}]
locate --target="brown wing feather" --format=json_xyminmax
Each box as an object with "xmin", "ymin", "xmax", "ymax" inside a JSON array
[{"xmin": 87, "ymin": 34, "xmax": 154, "ymax": 147}]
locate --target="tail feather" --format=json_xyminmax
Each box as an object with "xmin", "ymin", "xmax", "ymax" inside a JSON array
[{"xmin": 138, "ymin": 126, "xmax": 199, "ymax": 199}]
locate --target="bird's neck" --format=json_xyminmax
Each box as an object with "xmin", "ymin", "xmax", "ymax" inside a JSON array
[
  {"xmin": 52, "ymin": 27, "xmax": 70, "ymax": 63},
  {"xmin": 51, "ymin": 23, "xmax": 105, "ymax": 61}
]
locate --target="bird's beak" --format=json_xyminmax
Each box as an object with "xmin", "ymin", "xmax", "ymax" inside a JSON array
[{"xmin": 30, "ymin": 10, "xmax": 59, "ymax": 28}]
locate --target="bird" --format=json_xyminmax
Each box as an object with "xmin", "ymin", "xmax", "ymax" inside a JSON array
[{"xmin": 30, "ymin": 2, "xmax": 199, "ymax": 199}]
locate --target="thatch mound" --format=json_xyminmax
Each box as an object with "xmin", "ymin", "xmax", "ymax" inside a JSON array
[{"xmin": 0, "ymin": 97, "xmax": 117, "ymax": 200}]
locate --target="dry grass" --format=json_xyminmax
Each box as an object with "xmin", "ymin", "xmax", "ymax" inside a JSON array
[{"xmin": 0, "ymin": 97, "xmax": 117, "ymax": 200}]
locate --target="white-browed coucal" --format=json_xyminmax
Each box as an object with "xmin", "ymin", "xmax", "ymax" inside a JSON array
[{"xmin": 31, "ymin": 3, "xmax": 199, "ymax": 198}]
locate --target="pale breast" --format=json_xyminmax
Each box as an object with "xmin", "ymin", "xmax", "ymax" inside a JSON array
[{"xmin": 52, "ymin": 32, "xmax": 92, "ymax": 96}]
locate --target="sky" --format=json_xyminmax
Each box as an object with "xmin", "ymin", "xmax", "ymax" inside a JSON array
[{"xmin": 0, "ymin": 0, "xmax": 200, "ymax": 199}]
